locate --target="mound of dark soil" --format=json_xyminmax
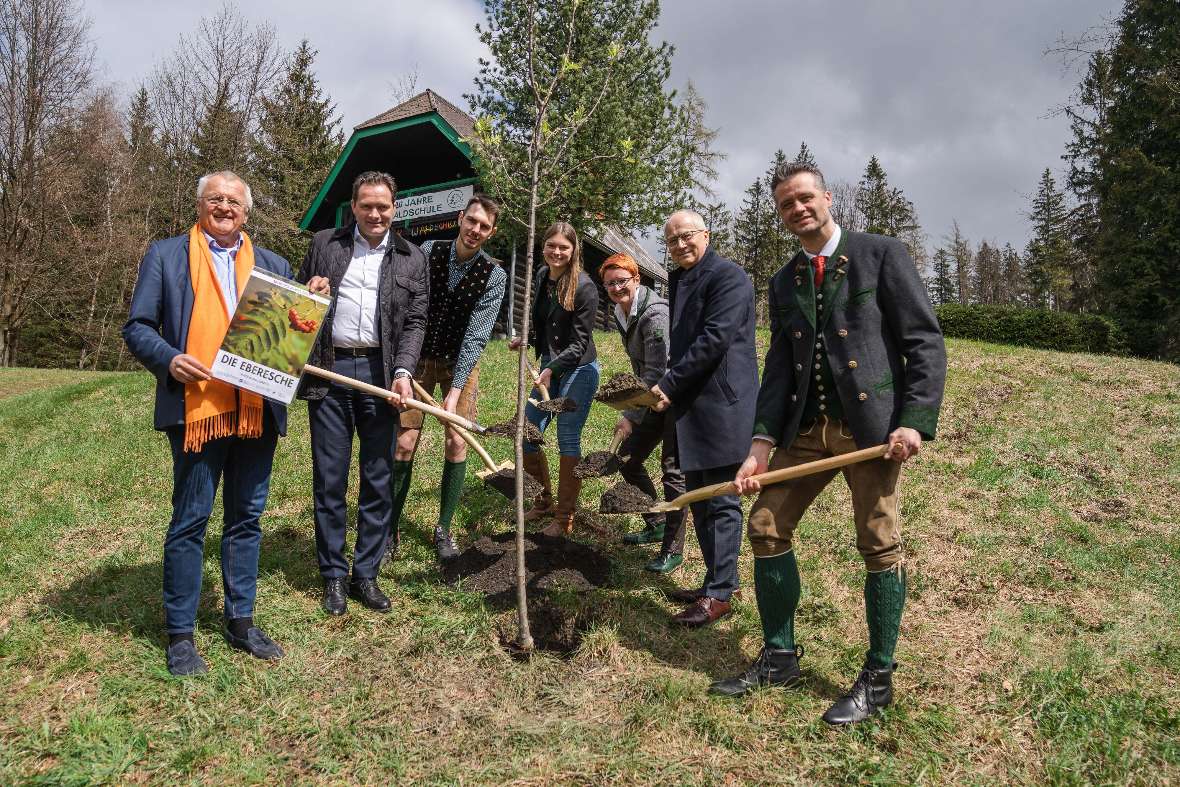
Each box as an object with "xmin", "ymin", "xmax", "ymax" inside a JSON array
[
  {"xmin": 573, "ymin": 450, "xmax": 620, "ymax": 479},
  {"xmin": 599, "ymin": 481, "xmax": 655, "ymax": 514},
  {"xmin": 498, "ymin": 602, "xmax": 598, "ymax": 656},
  {"xmin": 482, "ymin": 468, "xmax": 543, "ymax": 499},
  {"xmin": 595, "ymin": 372, "xmax": 650, "ymax": 403},
  {"xmin": 484, "ymin": 420, "xmax": 545, "ymax": 444},
  {"xmin": 442, "ymin": 531, "xmax": 611, "ymax": 606}
]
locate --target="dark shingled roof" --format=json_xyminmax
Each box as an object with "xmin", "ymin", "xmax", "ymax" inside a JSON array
[{"xmin": 354, "ymin": 89, "xmax": 475, "ymax": 139}]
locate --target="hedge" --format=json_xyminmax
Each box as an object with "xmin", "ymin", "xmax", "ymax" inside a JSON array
[{"xmin": 934, "ymin": 304, "xmax": 1127, "ymax": 355}]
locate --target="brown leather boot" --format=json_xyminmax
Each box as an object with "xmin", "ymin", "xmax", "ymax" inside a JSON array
[
  {"xmin": 522, "ymin": 449, "xmax": 553, "ymax": 521},
  {"xmin": 543, "ymin": 455, "xmax": 582, "ymax": 537}
]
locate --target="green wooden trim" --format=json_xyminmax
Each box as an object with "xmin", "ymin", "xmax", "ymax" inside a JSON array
[{"xmin": 300, "ymin": 113, "xmax": 474, "ymax": 230}]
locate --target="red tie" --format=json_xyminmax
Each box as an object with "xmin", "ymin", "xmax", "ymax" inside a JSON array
[{"xmin": 813, "ymin": 255, "xmax": 826, "ymax": 288}]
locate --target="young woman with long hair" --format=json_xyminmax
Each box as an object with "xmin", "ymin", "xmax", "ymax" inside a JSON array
[{"xmin": 508, "ymin": 221, "xmax": 600, "ymax": 536}]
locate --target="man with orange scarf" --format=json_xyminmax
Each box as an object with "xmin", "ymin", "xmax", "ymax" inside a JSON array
[{"xmin": 124, "ymin": 171, "xmax": 324, "ymax": 676}]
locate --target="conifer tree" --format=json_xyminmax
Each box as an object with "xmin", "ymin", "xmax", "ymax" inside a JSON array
[
  {"xmin": 972, "ymin": 240, "xmax": 1004, "ymax": 305},
  {"xmin": 1025, "ymin": 168, "xmax": 1072, "ymax": 309},
  {"xmin": 1089, "ymin": 0, "xmax": 1180, "ymax": 358},
  {"xmin": 251, "ymin": 40, "xmax": 344, "ymax": 263},
  {"xmin": 929, "ymin": 246, "xmax": 957, "ymax": 306},
  {"xmin": 946, "ymin": 221, "xmax": 973, "ymax": 305},
  {"xmin": 793, "ymin": 141, "xmax": 817, "ymax": 167},
  {"xmin": 1001, "ymin": 243, "xmax": 1025, "ymax": 305}
]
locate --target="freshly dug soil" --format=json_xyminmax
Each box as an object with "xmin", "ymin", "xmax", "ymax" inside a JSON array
[
  {"xmin": 574, "ymin": 450, "xmax": 621, "ymax": 479},
  {"xmin": 533, "ymin": 396, "xmax": 578, "ymax": 414},
  {"xmin": 484, "ymin": 420, "xmax": 545, "ymax": 444},
  {"xmin": 442, "ymin": 531, "xmax": 611, "ymax": 607},
  {"xmin": 599, "ymin": 481, "xmax": 656, "ymax": 514},
  {"xmin": 595, "ymin": 372, "xmax": 649, "ymax": 403},
  {"xmin": 499, "ymin": 602, "xmax": 598, "ymax": 656},
  {"xmin": 482, "ymin": 468, "xmax": 543, "ymax": 499}
]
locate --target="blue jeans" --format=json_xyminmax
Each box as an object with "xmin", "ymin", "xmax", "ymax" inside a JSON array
[
  {"xmin": 163, "ymin": 413, "xmax": 278, "ymax": 634},
  {"xmin": 524, "ymin": 358, "xmax": 600, "ymax": 456},
  {"xmin": 308, "ymin": 354, "xmax": 396, "ymax": 580}
]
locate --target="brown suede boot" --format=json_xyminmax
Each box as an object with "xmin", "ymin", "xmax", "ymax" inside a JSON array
[
  {"xmin": 543, "ymin": 455, "xmax": 582, "ymax": 537},
  {"xmin": 522, "ymin": 449, "xmax": 553, "ymax": 521}
]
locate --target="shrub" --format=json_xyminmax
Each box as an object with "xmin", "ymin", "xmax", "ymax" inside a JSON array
[{"xmin": 934, "ymin": 304, "xmax": 1127, "ymax": 354}]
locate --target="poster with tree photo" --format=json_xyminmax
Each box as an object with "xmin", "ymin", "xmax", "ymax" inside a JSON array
[{"xmin": 211, "ymin": 270, "xmax": 330, "ymax": 403}]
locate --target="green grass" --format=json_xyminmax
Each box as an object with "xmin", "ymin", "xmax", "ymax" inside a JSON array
[{"xmin": 1, "ymin": 337, "xmax": 1178, "ymax": 784}]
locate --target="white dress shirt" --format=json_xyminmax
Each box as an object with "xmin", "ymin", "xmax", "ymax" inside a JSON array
[{"xmin": 333, "ymin": 228, "xmax": 388, "ymax": 348}]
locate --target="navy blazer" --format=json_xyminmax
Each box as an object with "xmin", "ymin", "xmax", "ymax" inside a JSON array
[
  {"xmin": 658, "ymin": 248, "xmax": 759, "ymax": 472},
  {"xmin": 122, "ymin": 233, "xmax": 294, "ymax": 433}
]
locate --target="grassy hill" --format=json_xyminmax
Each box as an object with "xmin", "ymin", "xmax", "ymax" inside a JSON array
[{"xmin": 0, "ymin": 337, "xmax": 1177, "ymax": 784}]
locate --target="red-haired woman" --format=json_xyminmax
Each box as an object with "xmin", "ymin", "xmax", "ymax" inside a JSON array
[{"xmin": 600, "ymin": 253, "xmax": 686, "ymax": 573}]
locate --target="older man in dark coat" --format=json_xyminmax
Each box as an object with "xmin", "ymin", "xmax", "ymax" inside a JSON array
[
  {"xmin": 297, "ymin": 171, "xmax": 429, "ymax": 617},
  {"xmin": 711, "ymin": 162, "xmax": 946, "ymax": 726},
  {"xmin": 651, "ymin": 209, "xmax": 759, "ymax": 627}
]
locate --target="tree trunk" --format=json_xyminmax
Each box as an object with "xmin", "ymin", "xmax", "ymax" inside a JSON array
[{"xmin": 513, "ymin": 159, "xmax": 541, "ymax": 653}]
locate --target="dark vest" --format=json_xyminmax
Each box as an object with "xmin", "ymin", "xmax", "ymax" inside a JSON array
[{"xmin": 421, "ymin": 240, "xmax": 496, "ymax": 363}]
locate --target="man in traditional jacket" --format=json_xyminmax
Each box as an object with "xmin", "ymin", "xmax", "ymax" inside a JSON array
[
  {"xmin": 296, "ymin": 171, "xmax": 429, "ymax": 617},
  {"xmin": 390, "ymin": 194, "xmax": 506, "ymax": 563},
  {"xmin": 711, "ymin": 162, "xmax": 946, "ymax": 726},
  {"xmin": 651, "ymin": 209, "xmax": 759, "ymax": 627},
  {"xmin": 124, "ymin": 170, "xmax": 320, "ymax": 675}
]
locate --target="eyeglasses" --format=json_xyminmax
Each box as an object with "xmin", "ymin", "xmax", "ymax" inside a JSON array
[
  {"xmin": 603, "ymin": 276, "xmax": 634, "ymax": 290},
  {"xmin": 204, "ymin": 195, "xmax": 245, "ymax": 211},
  {"xmin": 664, "ymin": 228, "xmax": 708, "ymax": 247}
]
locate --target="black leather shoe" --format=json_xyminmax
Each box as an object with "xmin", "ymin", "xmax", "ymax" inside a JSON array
[
  {"xmin": 822, "ymin": 662, "xmax": 895, "ymax": 725},
  {"xmin": 435, "ymin": 527, "xmax": 459, "ymax": 562},
  {"xmin": 322, "ymin": 577, "xmax": 347, "ymax": 616},
  {"xmin": 166, "ymin": 640, "xmax": 208, "ymax": 676},
  {"xmin": 223, "ymin": 625, "xmax": 284, "ymax": 661},
  {"xmin": 709, "ymin": 646, "xmax": 804, "ymax": 697},
  {"xmin": 348, "ymin": 577, "xmax": 391, "ymax": 612}
]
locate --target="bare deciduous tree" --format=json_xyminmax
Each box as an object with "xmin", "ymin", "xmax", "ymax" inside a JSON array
[{"xmin": 0, "ymin": 0, "xmax": 93, "ymax": 365}]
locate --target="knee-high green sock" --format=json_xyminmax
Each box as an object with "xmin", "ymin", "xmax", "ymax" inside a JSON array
[
  {"xmin": 754, "ymin": 550, "xmax": 801, "ymax": 650},
  {"xmin": 438, "ymin": 460, "xmax": 467, "ymax": 533},
  {"xmin": 865, "ymin": 564, "xmax": 907, "ymax": 668},
  {"xmin": 390, "ymin": 459, "xmax": 414, "ymax": 531}
]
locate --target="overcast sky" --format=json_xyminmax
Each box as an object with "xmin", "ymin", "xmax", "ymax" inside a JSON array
[{"xmin": 89, "ymin": 0, "xmax": 1119, "ymax": 251}]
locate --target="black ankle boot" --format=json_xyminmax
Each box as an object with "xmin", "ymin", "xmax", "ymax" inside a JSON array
[
  {"xmin": 708, "ymin": 646, "xmax": 804, "ymax": 697},
  {"xmin": 822, "ymin": 662, "xmax": 895, "ymax": 725},
  {"xmin": 434, "ymin": 527, "xmax": 459, "ymax": 562}
]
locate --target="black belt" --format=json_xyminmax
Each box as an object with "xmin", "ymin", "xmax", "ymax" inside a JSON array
[{"xmin": 334, "ymin": 346, "xmax": 381, "ymax": 357}]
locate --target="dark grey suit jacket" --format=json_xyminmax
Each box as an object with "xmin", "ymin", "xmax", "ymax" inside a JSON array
[
  {"xmin": 295, "ymin": 224, "xmax": 429, "ymax": 400},
  {"xmin": 753, "ymin": 230, "xmax": 946, "ymax": 449}
]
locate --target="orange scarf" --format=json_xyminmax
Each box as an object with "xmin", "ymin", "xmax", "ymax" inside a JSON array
[{"xmin": 183, "ymin": 224, "xmax": 264, "ymax": 452}]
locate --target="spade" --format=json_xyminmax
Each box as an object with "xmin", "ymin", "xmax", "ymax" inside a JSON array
[
  {"xmin": 409, "ymin": 379, "xmax": 538, "ymax": 501},
  {"xmin": 574, "ymin": 429, "xmax": 627, "ymax": 479}
]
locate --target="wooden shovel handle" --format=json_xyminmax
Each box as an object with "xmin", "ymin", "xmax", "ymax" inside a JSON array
[
  {"xmin": 409, "ymin": 379, "xmax": 497, "ymax": 472},
  {"xmin": 521, "ymin": 355, "xmax": 551, "ymax": 401},
  {"xmin": 608, "ymin": 429, "xmax": 626, "ymax": 454},
  {"xmin": 302, "ymin": 364, "xmax": 486, "ymax": 434},
  {"xmin": 651, "ymin": 444, "xmax": 890, "ymax": 512}
]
